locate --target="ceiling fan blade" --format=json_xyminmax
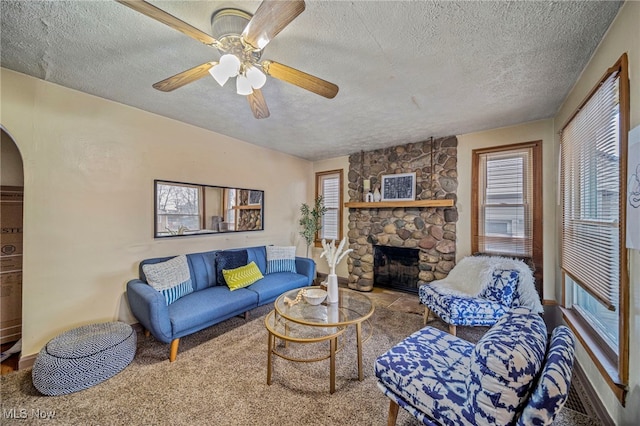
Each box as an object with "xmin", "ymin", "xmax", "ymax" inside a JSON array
[
  {"xmin": 262, "ymin": 60, "xmax": 339, "ymax": 99},
  {"xmin": 242, "ymin": 0, "xmax": 305, "ymax": 49},
  {"xmin": 152, "ymin": 62, "xmax": 215, "ymax": 92},
  {"xmin": 116, "ymin": 0, "xmax": 218, "ymax": 47},
  {"xmin": 247, "ymin": 89, "xmax": 270, "ymax": 119}
]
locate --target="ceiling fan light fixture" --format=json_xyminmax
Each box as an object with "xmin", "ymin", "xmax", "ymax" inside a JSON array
[
  {"xmin": 236, "ymin": 74, "xmax": 253, "ymax": 95},
  {"xmin": 246, "ymin": 66, "xmax": 267, "ymax": 89},
  {"xmin": 209, "ymin": 64, "xmax": 230, "ymax": 87},
  {"xmin": 219, "ymin": 54, "xmax": 240, "ymax": 77}
]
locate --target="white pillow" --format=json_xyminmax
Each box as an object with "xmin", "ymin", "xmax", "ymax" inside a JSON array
[
  {"xmin": 266, "ymin": 246, "xmax": 297, "ymax": 274},
  {"xmin": 142, "ymin": 255, "xmax": 193, "ymax": 304}
]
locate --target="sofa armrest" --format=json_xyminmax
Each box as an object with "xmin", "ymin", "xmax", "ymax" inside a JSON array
[
  {"xmin": 126, "ymin": 279, "xmax": 172, "ymax": 343},
  {"xmin": 295, "ymin": 257, "xmax": 316, "ymax": 285}
]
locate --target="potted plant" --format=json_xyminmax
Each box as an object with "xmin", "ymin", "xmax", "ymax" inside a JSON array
[{"xmin": 299, "ymin": 196, "xmax": 327, "ymax": 257}]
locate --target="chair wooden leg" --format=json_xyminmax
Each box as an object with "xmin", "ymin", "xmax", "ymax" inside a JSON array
[
  {"xmin": 387, "ymin": 400, "xmax": 399, "ymax": 426},
  {"xmin": 423, "ymin": 307, "xmax": 431, "ymax": 325},
  {"xmin": 169, "ymin": 338, "xmax": 180, "ymax": 362},
  {"xmin": 448, "ymin": 324, "xmax": 457, "ymax": 336},
  {"xmin": 144, "ymin": 330, "xmax": 150, "ymax": 337}
]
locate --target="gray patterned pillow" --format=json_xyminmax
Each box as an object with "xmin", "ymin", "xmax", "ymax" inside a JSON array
[{"xmin": 142, "ymin": 255, "xmax": 193, "ymax": 305}]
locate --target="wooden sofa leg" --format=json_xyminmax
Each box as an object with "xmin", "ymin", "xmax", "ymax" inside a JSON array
[
  {"xmin": 387, "ymin": 400, "xmax": 399, "ymax": 426},
  {"xmin": 423, "ymin": 307, "xmax": 431, "ymax": 325},
  {"xmin": 169, "ymin": 338, "xmax": 180, "ymax": 362},
  {"xmin": 144, "ymin": 330, "xmax": 150, "ymax": 338},
  {"xmin": 244, "ymin": 311, "xmax": 250, "ymax": 320},
  {"xmin": 448, "ymin": 324, "xmax": 457, "ymax": 336}
]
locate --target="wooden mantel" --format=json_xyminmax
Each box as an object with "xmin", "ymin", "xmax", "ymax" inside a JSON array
[{"xmin": 344, "ymin": 199, "xmax": 454, "ymax": 209}]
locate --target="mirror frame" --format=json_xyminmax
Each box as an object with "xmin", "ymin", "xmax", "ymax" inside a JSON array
[{"xmin": 154, "ymin": 179, "xmax": 264, "ymax": 238}]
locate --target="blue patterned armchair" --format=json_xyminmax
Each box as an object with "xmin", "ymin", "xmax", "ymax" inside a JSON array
[
  {"xmin": 419, "ymin": 255, "xmax": 543, "ymax": 336},
  {"xmin": 375, "ymin": 308, "xmax": 575, "ymax": 426}
]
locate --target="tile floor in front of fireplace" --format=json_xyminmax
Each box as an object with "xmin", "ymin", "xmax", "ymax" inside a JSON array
[{"xmin": 349, "ymin": 284, "xmax": 424, "ymax": 316}]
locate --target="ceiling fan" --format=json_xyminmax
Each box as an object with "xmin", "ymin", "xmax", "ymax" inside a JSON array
[{"xmin": 116, "ymin": 0, "xmax": 339, "ymax": 119}]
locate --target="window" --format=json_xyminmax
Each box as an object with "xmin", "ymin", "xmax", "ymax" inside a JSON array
[
  {"xmin": 315, "ymin": 170, "xmax": 343, "ymax": 243},
  {"xmin": 560, "ymin": 54, "xmax": 629, "ymax": 402},
  {"xmin": 156, "ymin": 182, "xmax": 202, "ymax": 235},
  {"xmin": 472, "ymin": 141, "xmax": 543, "ymax": 289}
]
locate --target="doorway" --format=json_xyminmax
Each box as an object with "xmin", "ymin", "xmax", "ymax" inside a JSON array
[{"xmin": 1, "ymin": 127, "xmax": 24, "ymax": 374}]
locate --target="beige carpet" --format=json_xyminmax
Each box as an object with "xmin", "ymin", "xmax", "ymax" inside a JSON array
[{"xmin": 0, "ymin": 305, "xmax": 597, "ymax": 425}]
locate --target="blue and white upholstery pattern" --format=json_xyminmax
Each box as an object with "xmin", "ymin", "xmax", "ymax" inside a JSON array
[
  {"xmin": 419, "ymin": 256, "xmax": 542, "ymax": 331},
  {"xmin": 464, "ymin": 309, "xmax": 547, "ymax": 424},
  {"xmin": 32, "ymin": 322, "xmax": 136, "ymax": 396},
  {"xmin": 419, "ymin": 285, "xmax": 509, "ymax": 326},
  {"xmin": 517, "ymin": 325, "xmax": 576, "ymax": 426},
  {"xmin": 376, "ymin": 309, "xmax": 555, "ymax": 426},
  {"xmin": 375, "ymin": 326, "xmax": 475, "ymax": 425}
]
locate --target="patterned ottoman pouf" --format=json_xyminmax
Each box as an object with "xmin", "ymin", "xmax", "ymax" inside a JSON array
[{"xmin": 32, "ymin": 322, "xmax": 136, "ymax": 396}]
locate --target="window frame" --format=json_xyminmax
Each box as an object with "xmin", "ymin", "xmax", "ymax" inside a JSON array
[
  {"xmin": 559, "ymin": 53, "xmax": 629, "ymax": 404},
  {"xmin": 314, "ymin": 169, "xmax": 343, "ymax": 246},
  {"xmin": 471, "ymin": 141, "xmax": 543, "ymax": 293}
]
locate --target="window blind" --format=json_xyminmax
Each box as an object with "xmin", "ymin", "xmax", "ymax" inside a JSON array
[
  {"xmin": 561, "ymin": 71, "xmax": 620, "ymax": 310},
  {"xmin": 320, "ymin": 173, "xmax": 340, "ymax": 240},
  {"xmin": 477, "ymin": 148, "xmax": 533, "ymax": 256}
]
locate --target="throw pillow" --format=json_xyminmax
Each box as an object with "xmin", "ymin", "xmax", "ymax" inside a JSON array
[
  {"xmin": 142, "ymin": 255, "xmax": 193, "ymax": 305},
  {"xmin": 266, "ymin": 246, "xmax": 297, "ymax": 274},
  {"xmin": 223, "ymin": 261, "xmax": 264, "ymax": 291},
  {"xmin": 480, "ymin": 269, "xmax": 518, "ymax": 306},
  {"xmin": 216, "ymin": 250, "xmax": 248, "ymax": 285}
]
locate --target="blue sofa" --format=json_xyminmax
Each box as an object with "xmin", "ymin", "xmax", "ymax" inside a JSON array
[{"xmin": 127, "ymin": 245, "xmax": 315, "ymax": 361}]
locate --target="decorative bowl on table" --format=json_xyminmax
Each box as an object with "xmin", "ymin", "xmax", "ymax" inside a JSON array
[{"xmin": 303, "ymin": 288, "xmax": 327, "ymax": 305}]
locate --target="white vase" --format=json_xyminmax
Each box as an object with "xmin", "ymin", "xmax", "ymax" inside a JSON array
[
  {"xmin": 373, "ymin": 187, "xmax": 381, "ymax": 202},
  {"xmin": 327, "ymin": 273, "xmax": 339, "ymax": 304},
  {"xmin": 327, "ymin": 302, "xmax": 339, "ymax": 323}
]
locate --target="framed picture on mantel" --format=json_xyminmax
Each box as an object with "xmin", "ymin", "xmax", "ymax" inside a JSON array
[{"xmin": 381, "ymin": 172, "xmax": 416, "ymax": 201}]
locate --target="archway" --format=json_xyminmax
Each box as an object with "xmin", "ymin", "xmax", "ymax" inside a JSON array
[{"xmin": 0, "ymin": 126, "xmax": 24, "ymax": 373}]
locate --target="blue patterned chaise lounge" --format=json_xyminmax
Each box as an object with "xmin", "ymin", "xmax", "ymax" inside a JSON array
[
  {"xmin": 375, "ymin": 308, "xmax": 575, "ymax": 426},
  {"xmin": 419, "ymin": 255, "xmax": 543, "ymax": 336}
]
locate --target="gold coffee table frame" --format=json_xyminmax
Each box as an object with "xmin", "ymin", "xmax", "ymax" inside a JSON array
[{"xmin": 265, "ymin": 286, "xmax": 375, "ymax": 393}]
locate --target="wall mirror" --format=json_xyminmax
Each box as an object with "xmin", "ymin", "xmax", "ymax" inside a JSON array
[{"xmin": 154, "ymin": 179, "xmax": 263, "ymax": 238}]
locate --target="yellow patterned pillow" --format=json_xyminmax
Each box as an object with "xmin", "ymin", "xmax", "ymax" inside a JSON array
[{"xmin": 223, "ymin": 261, "xmax": 264, "ymax": 291}]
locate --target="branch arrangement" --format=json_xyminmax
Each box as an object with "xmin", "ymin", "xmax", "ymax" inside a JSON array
[{"xmin": 320, "ymin": 237, "xmax": 353, "ymax": 275}]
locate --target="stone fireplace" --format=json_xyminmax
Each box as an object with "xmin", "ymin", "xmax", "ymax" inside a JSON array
[{"xmin": 346, "ymin": 137, "xmax": 458, "ymax": 292}]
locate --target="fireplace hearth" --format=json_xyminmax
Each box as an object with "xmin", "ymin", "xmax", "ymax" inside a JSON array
[{"xmin": 374, "ymin": 245, "xmax": 420, "ymax": 293}]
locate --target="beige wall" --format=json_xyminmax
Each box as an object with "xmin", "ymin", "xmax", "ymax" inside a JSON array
[
  {"xmin": 553, "ymin": 2, "xmax": 639, "ymax": 423},
  {"xmin": 457, "ymin": 119, "xmax": 556, "ymax": 299},
  {"xmin": 1, "ymin": 68, "xmax": 313, "ymax": 359}
]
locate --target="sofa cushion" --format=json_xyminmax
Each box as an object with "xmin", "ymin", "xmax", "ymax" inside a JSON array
[
  {"xmin": 266, "ymin": 246, "xmax": 296, "ymax": 274},
  {"xmin": 247, "ymin": 272, "xmax": 310, "ymax": 305},
  {"xmin": 420, "ymin": 285, "xmax": 509, "ymax": 326},
  {"xmin": 168, "ymin": 286, "xmax": 258, "ymax": 336},
  {"xmin": 142, "ymin": 255, "xmax": 193, "ymax": 305},
  {"xmin": 375, "ymin": 326, "xmax": 475, "ymax": 425},
  {"xmin": 479, "ymin": 269, "xmax": 518, "ymax": 306},
  {"xmin": 223, "ymin": 261, "xmax": 264, "ymax": 291},
  {"xmin": 465, "ymin": 308, "xmax": 547, "ymax": 425},
  {"xmin": 216, "ymin": 249, "xmax": 248, "ymax": 286}
]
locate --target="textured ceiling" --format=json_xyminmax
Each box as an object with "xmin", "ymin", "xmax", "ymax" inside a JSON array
[{"xmin": 0, "ymin": 1, "xmax": 622, "ymax": 161}]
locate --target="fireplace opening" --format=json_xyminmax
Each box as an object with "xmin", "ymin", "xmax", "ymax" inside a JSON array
[{"xmin": 374, "ymin": 245, "xmax": 420, "ymax": 293}]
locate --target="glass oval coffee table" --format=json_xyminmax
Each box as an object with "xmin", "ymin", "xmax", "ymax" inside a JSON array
[{"xmin": 265, "ymin": 286, "xmax": 375, "ymax": 393}]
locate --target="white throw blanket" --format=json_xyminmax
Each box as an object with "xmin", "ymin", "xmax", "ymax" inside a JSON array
[{"xmin": 430, "ymin": 255, "xmax": 543, "ymax": 313}]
